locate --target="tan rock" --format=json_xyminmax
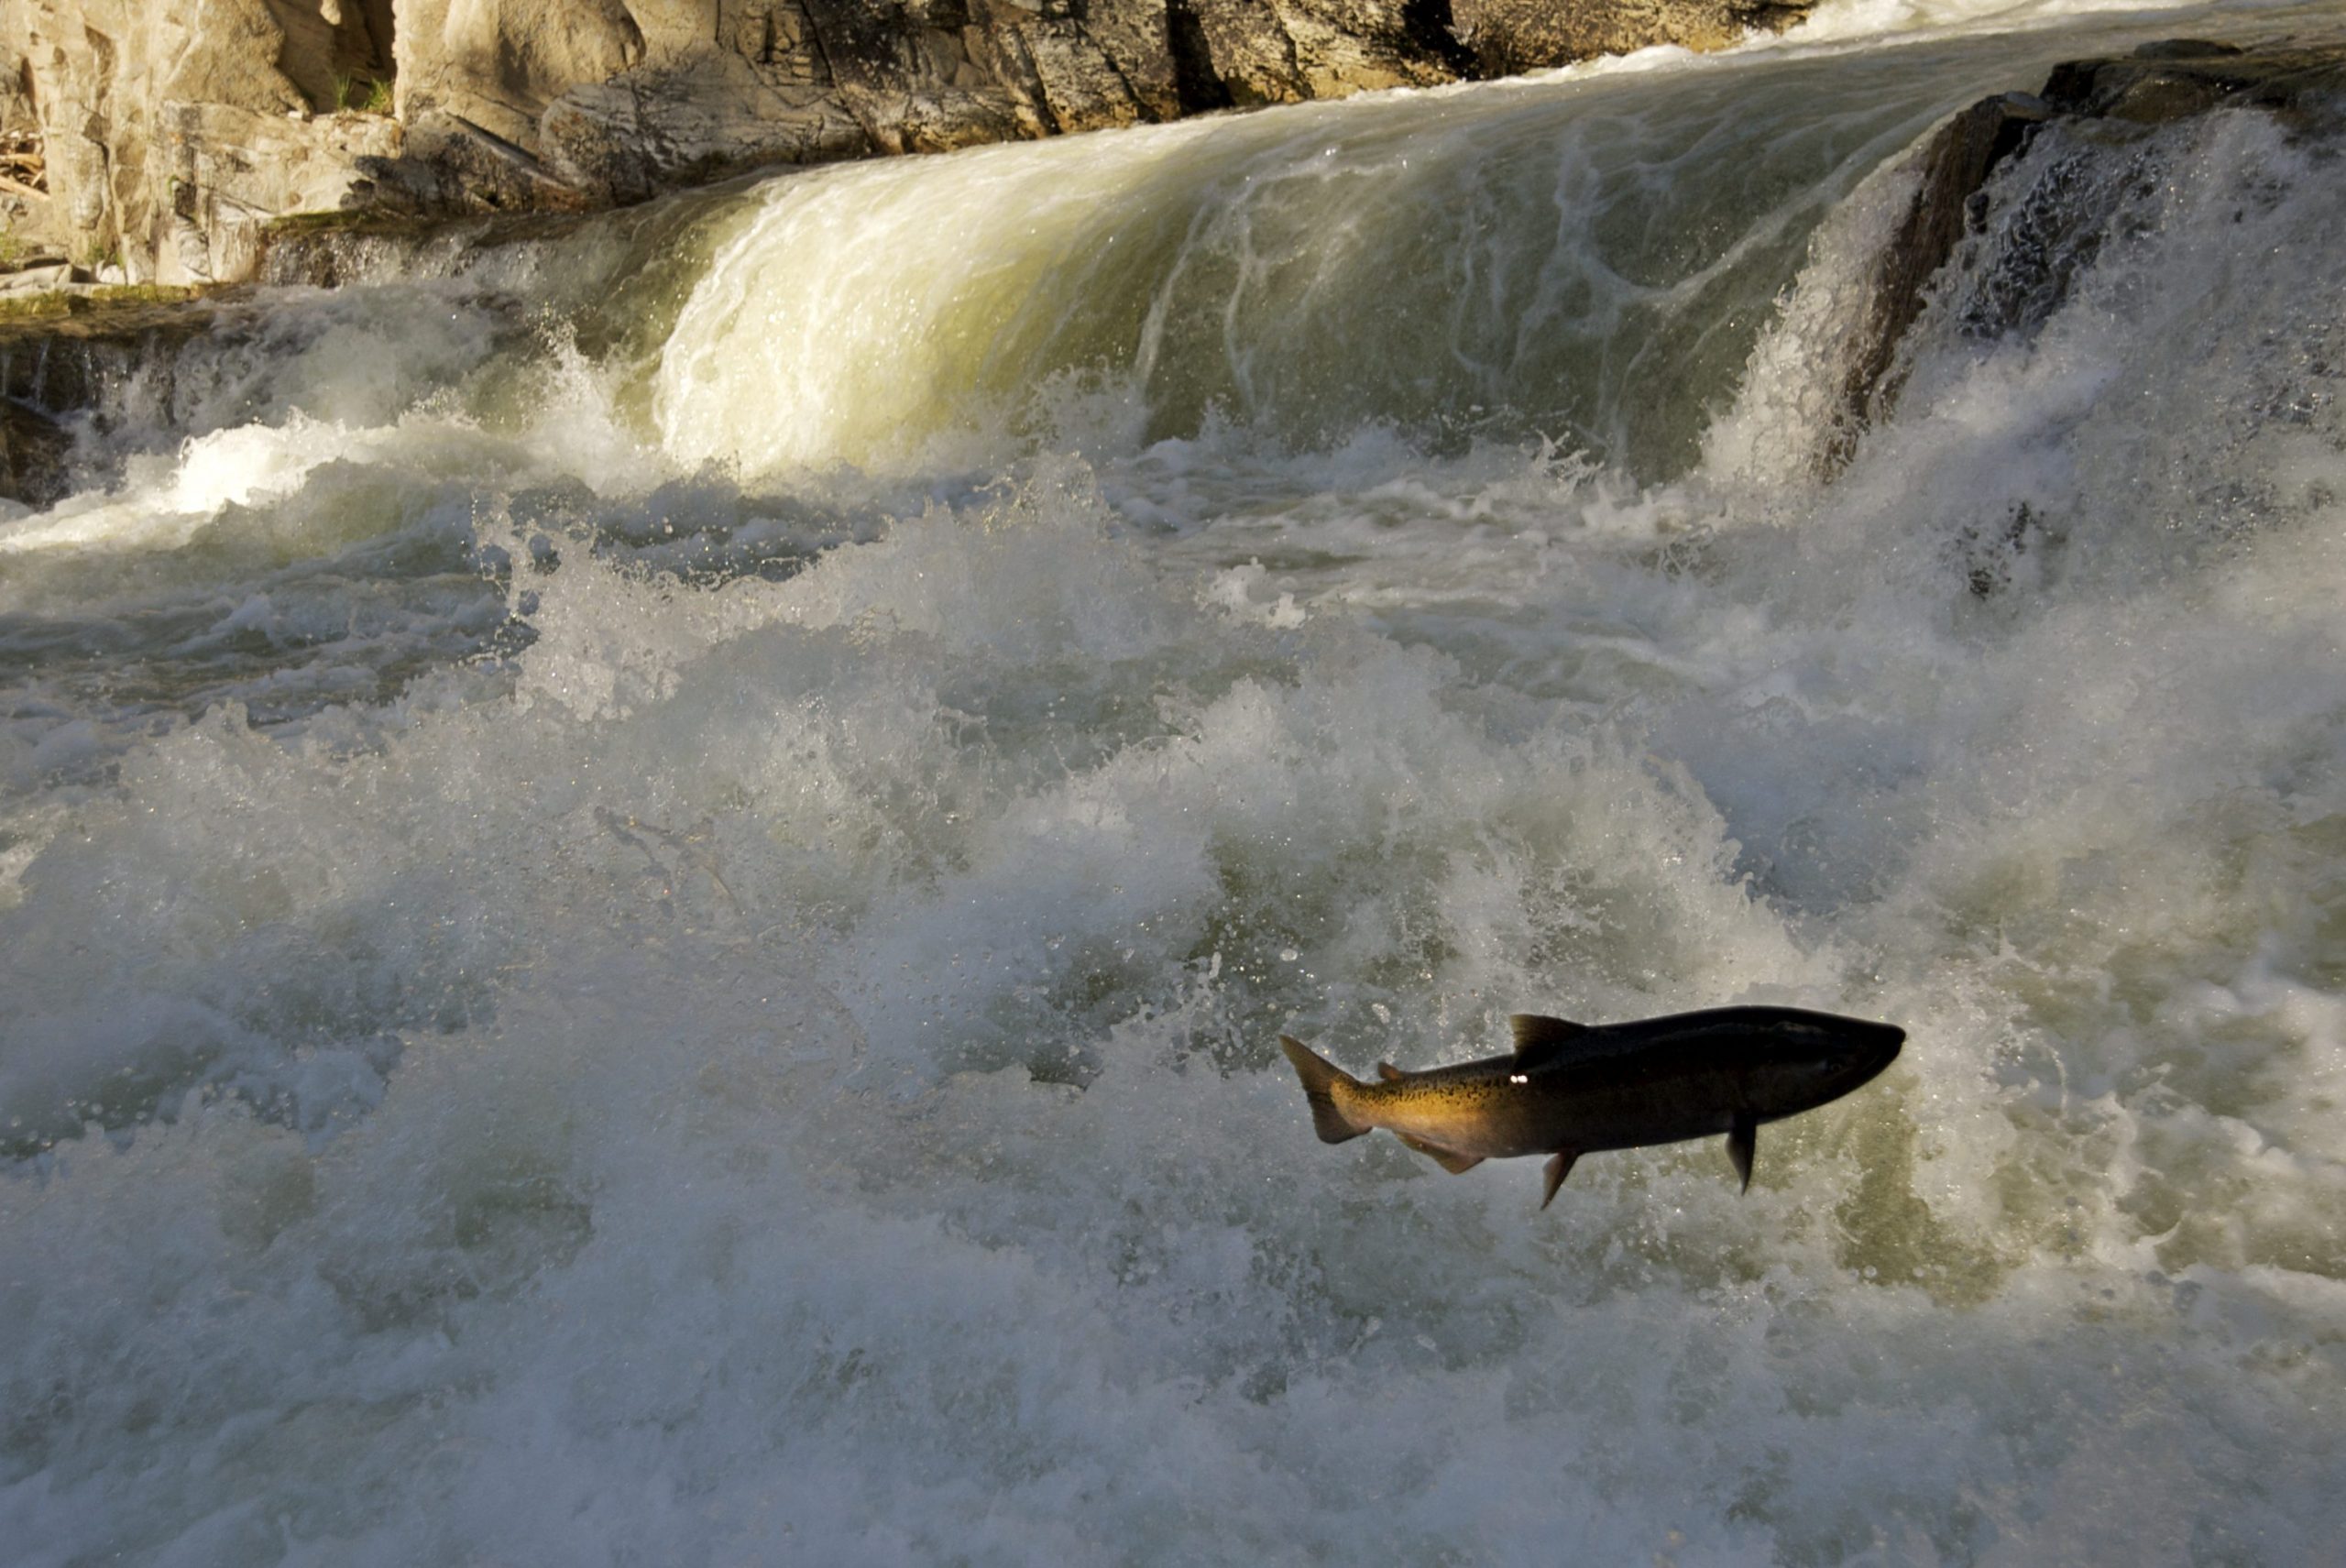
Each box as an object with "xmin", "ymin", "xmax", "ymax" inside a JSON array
[
  {"xmin": 1185, "ymin": 0, "xmax": 1309, "ymax": 105},
  {"xmin": 11, "ymin": 0, "xmax": 391, "ymax": 280},
  {"xmin": 541, "ymin": 46, "xmax": 877, "ymax": 203},
  {"xmin": 1013, "ymin": 17, "xmax": 1151, "ymax": 133},
  {"xmin": 1076, "ymin": 0, "xmax": 1186, "ymax": 121},
  {"xmin": 1452, "ymin": 0, "xmax": 1807, "ymax": 71},
  {"xmin": 400, "ymin": 0, "xmax": 646, "ymax": 147},
  {"xmin": 153, "ymin": 102, "xmax": 401, "ymax": 283},
  {"xmin": 9, "ymin": 0, "xmax": 1824, "ymax": 286}
]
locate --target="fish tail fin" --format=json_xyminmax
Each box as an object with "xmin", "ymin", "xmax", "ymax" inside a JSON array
[{"xmin": 1279, "ymin": 1035, "xmax": 1369, "ymax": 1144}]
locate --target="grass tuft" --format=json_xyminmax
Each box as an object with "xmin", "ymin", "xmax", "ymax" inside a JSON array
[{"xmin": 334, "ymin": 72, "xmax": 398, "ymax": 115}]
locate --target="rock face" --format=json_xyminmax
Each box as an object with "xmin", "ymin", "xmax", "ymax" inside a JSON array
[
  {"xmin": 382, "ymin": 0, "xmax": 1487, "ymax": 214},
  {"xmin": 1451, "ymin": 0, "xmax": 1806, "ymax": 72},
  {"xmin": 2, "ymin": 1, "xmax": 400, "ymax": 283},
  {"xmin": 3, "ymin": 0, "xmax": 1816, "ymax": 288}
]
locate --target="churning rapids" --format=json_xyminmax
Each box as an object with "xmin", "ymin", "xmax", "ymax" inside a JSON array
[{"xmin": 5, "ymin": 1, "xmax": 2344, "ymax": 1561}]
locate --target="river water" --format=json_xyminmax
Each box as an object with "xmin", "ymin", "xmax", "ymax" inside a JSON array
[{"xmin": 4, "ymin": 2, "xmax": 2343, "ymax": 1562}]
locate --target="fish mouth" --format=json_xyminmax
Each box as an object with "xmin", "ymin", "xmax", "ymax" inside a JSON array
[{"xmin": 1858, "ymin": 1021, "xmax": 1906, "ymax": 1077}]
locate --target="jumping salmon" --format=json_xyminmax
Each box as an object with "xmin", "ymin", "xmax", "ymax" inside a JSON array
[{"xmin": 1278, "ymin": 1006, "xmax": 1904, "ymax": 1205}]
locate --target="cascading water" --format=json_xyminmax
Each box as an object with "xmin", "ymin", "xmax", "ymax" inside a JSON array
[{"xmin": 4, "ymin": 2, "xmax": 2342, "ymax": 1562}]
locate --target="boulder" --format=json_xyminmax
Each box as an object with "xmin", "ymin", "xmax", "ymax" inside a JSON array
[
  {"xmin": 1451, "ymin": 0, "xmax": 1807, "ymax": 73},
  {"xmin": 400, "ymin": 0, "xmax": 646, "ymax": 148},
  {"xmin": 1822, "ymin": 90, "xmax": 2047, "ymax": 468},
  {"xmin": 4, "ymin": 15, "xmax": 63, "ymax": 259},
  {"xmin": 0, "ymin": 262, "xmax": 82, "ymax": 294},
  {"xmin": 156, "ymin": 103, "xmax": 403, "ymax": 283},
  {"xmin": 1830, "ymin": 37, "xmax": 2346, "ymax": 466},
  {"xmin": 0, "ymin": 394, "xmax": 72, "ymax": 508},
  {"xmin": 2039, "ymin": 38, "xmax": 2346, "ymax": 130}
]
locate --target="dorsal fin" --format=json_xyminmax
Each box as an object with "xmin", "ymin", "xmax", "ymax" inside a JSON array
[
  {"xmin": 1376, "ymin": 1061, "xmax": 1405, "ymax": 1082},
  {"xmin": 1509, "ymin": 1014, "xmax": 1593, "ymax": 1070}
]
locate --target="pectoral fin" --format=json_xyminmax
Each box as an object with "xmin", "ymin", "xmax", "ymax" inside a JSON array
[
  {"xmin": 1540, "ymin": 1150, "xmax": 1579, "ymax": 1210},
  {"xmin": 1727, "ymin": 1114, "xmax": 1756, "ymax": 1194},
  {"xmin": 1376, "ymin": 1062, "xmax": 1405, "ymax": 1082},
  {"xmin": 1396, "ymin": 1133, "xmax": 1484, "ymax": 1175}
]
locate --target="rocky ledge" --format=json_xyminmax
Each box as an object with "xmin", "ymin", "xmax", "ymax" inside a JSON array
[
  {"xmin": 1832, "ymin": 37, "xmax": 2346, "ymax": 463},
  {"xmin": 2, "ymin": 0, "xmax": 1809, "ymax": 292},
  {"xmin": 0, "ymin": 282, "xmax": 258, "ymax": 507}
]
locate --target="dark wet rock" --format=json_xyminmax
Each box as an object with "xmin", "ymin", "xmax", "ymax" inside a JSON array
[
  {"xmin": 2128, "ymin": 39, "xmax": 2244, "ymax": 61},
  {"xmin": 0, "ymin": 276, "xmax": 555, "ymax": 501},
  {"xmin": 2040, "ymin": 41, "xmax": 2346, "ymax": 128},
  {"xmin": 1, "ymin": 394, "xmax": 72, "ymax": 507},
  {"xmin": 1830, "ymin": 36, "xmax": 2346, "ymax": 469},
  {"xmin": 1823, "ymin": 90, "xmax": 2048, "ymax": 468},
  {"xmin": 0, "ymin": 284, "xmax": 257, "ymax": 502}
]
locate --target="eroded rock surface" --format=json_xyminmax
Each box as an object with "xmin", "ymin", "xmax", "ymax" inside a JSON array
[
  {"xmin": 4, "ymin": 0, "xmax": 1818, "ymax": 288},
  {"xmin": 2, "ymin": 1, "xmax": 400, "ymax": 284},
  {"xmin": 1453, "ymin": 0, "xmax": 1806, "ymax": 73}
]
